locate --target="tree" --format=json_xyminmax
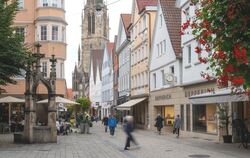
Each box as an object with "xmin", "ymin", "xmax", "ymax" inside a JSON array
[
  {"xmin": 0, "ymin": 0, "xmax": 31, "ymax": 87},
  {"xmin": 76, "ymin": 97, "xmax": 91, "ymax": 112},
  {"xmin": 181, "ymin": 0, "xmax": 250, "ymax": 94}
]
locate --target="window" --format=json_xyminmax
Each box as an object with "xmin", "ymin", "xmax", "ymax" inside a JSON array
[
  {"xmin": 197, "ymin": 43, "xmax": 201, "ymax": 60},
  {"xmin": 153, "ymin": 73, "xmax": 156, "ymax": 88},
  {"xmin": 163, "ymin": 40, "xmax": 166, "ymax": 54},
  {"xmin": 161, "ymin": 70, "xmax": 165, "ymax": 86},
  {"xmin": 138, "ymin": 74, "xmax": 141, "ymax": 87},
  {"xmin": 143, "ymin": 15, "xmax": 146, "ymax": 29},
  {"xmin": 188, "ymin": 45, "xmax": 191, "ymax": 64},
  {"xmin": 60, "ymin": 63, "xmax": 64, "ymax": 78},
  {"xmin": 43, "ymin": 0, "xmax": 48, "ymax": 6},
  {"xmin": 61, "ymin": 0, "xmax": 64, "ymax": 8},
  {"xmin": 185, "ymin": 7, "xmax": 190, "ymax": 21},
  {"xmin": 160, "ymin": 42, "xmax": 163, "ymax": 55},
  {"xmin": 141, "ymin": 47, "xmax": 144, "ymax": 59},
  {"xmin": 16, "ymin": 27, "xmax": 25, "ymax": 41},
  {"xmin": 62, "ymin": 27, "xmax": 65, "ymax": 42},
  {"xmin": 160, "ymin": 14, "xmax": 163, "ymax": 26},
  {"xmin": 170, "ymin": 66, "xmax": 175, "ymax": 74},
  {"xmin": 157, "ymin": 44, "xmax": 160, "ymax": 56},
  {"xmin": 52, "ymin": 0, "xmax": 58, "ymax": 7},
  {"xmin": 42, "ymin": 62, "xmax": 47, "ymax": 77},
  {"xmin": 40, "ymin": 25, "xmax": 47, "ymax": 41},
  {"xmin": 17, "ymin": 0, "xmax": 24, "ymax": 9},
  {"xmin": 52, "ymin": 26, "xmax": 58, "ymax": 41}
]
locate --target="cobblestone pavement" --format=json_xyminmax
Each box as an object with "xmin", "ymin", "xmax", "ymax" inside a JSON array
[{"xmin": 0, "ymin": 122, "xmax": 249, "ymax": 158}]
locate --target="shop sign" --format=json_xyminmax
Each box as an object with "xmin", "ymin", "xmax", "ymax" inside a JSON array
[{"xmin": 155, "ymin": 94, "xmax": 171, "ymax": 101}]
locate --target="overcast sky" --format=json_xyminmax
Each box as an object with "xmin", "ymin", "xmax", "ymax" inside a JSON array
[{"xmin": 65, "ymin": 0, "xmax": 132, "ymax": 88}]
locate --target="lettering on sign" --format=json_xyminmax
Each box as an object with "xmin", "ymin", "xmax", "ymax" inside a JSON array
[{"xmin": 155, "ymin": 94, "xmax": 171, "ymax": 101}]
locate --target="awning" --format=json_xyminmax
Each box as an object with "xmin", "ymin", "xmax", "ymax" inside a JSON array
[
  {"xmin": 0, "ymin": 96, "xmax": 25, "ymax": 103},
  {"xmin": 189, "ymin": 88, "xmax": 249, "ymax": 104},
  {"xmin": 116, "ymin": 98, "xmax": 147, "ymax": 110},
  {"xmin": 37, "ymin": 96, "xmax": 80, "ymax": 105}
]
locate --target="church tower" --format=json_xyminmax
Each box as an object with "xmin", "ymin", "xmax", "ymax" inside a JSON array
[{"xmin": 81, "ymin": 0, "xmax": 109, "ymax": 75}]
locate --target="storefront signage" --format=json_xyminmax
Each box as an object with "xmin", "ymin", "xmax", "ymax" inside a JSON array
[
  {"xmin": 155, "ymin": 94, "xmax": 171, "ymax": 101},
  {"xmin": 185, "ymin": 88, "xmax": 215, "ymax": 98}
]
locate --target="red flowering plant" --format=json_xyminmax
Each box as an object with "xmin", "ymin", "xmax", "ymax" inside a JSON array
[{"xmin": 181, "ymin": 0, "xmax": 250, "ymax": 94}]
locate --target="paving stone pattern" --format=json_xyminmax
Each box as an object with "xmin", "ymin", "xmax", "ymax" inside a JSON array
[{"xmin": 0, "ymin": 122, "xmax": 249, "ymax": 158}]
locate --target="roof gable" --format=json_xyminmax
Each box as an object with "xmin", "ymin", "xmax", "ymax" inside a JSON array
[
  {"xmin": 160, "ymin": 0, "xmax": 181, "ymax": 57},
  {"xmin": 121, "ymin": 14, "xmax": 132, "ymax": 38},
  {"xmin": 136, "ymin": 0, "xmax": 158, "ymax": 13}
]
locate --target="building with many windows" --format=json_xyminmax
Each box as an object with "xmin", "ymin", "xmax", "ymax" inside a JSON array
[
  {"xmin": 116, "ymin": 14, "xmax": 131, "ymax": 107},
  {"xmin": 116, "ymin": 0, "xmax": 157, "ymax": 129},
  {"xmin": 149, "ymin": 0, "xmax": 182, "ymax": 131},
  {"xmin": 1, "ymin": 0, "xmax": 67, "ymax": 99},
  {"xmin": 101, "ymin": 43, "xmax": 114, "ymax": 119}
]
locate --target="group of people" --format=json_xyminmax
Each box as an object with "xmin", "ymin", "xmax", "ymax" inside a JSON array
[
  {"xmin": 56, "ymin": 120, "xmax": 71, "ymax": 135},
  {"xmin": 155, "ymin": 114, "xmax": 181, "ymax": 138},
  {"xmin": 101, "ymin": 114, "xmax": 181, "ymax": 150}
]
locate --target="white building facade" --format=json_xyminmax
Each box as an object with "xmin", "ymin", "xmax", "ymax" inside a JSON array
[
  {"xmin": 116, "ymin": 14, "xmax": 131, "ymax": 106},
  {"xmin": 101, "ymin": 44, "xmax": 114, "ymax": 119},
  {"xmin": 149, "ymin": 0, "xmax": 183, "ymax": 131}
]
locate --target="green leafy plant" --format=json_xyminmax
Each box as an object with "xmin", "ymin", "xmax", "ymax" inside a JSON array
[
  {"xmin": 217, "ymin": 104, "xmax": 231, "ymax": 136},
  {"xmin": 181, "ymin": 0, "xmax": 250, "ymax": 94},
  {"xmin": 76, "ymin": 97, "xmax": 91, "ymax": 112}
]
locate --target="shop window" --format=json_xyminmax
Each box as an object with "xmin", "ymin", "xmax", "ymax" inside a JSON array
[
  {"xmin": 164, "ymin": 106, "xmax": 174, "ymax": 126},
  {"xmin": 181, "ymin": 105, "xmax": 184, "ymax": 130},
  {"xmin": 193, "ymin": 104, "xmax": 217, "ymax": 134},
  {"xmin": 186, "ymin": 104, "xmax": 191, "ymax": 131}
]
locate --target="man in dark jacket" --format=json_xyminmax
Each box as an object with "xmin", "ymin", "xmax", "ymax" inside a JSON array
[
  {"xmin": 123, "ymin": 116, "xmax": 139, "ymax": 150},
  {"xmin": 102, "ymin": 116, "xmax": 109, "ymax": 132},
  {"xmin": 155, "ymin": 114, "xmax": 164, "ymax": 135}
]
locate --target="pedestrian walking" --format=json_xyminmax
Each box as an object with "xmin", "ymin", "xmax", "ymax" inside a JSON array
[
  {"xmin": 108, "ymin": 115, "xmax": 117, "ymax": 136},
  {"xmin": 155, "ymin": 114, "xmax": 164, "ymax": 135},
  {"xmin": 173, "ymin": 115, "xmax": 181, "ymax": 138},
  {"xmin": 102, "ymin": 116, "xmax": 109, "ymax": 132},
  {"xmin": 123, "ymin": 116, "xmax": 139, "ymax": 150}
]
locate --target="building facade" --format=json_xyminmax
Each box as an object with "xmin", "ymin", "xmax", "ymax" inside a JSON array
[
  {"xmin": 101, "ymin": 43, "xmax": 114, "ymax": 118},
  {"xmin": 128, "ymin": 0, "xmax": 157, "ymax": 129},
  {"xmin": 1, "ymin": 0, "xmax": 67, "ymax": 98},
  {"xmin": 149, "ymin": 0, "xmax": 183, "ymax": 131},
  {"xmin": 116, "ymin": 14, "xmax": 131, "ymax": 106}
]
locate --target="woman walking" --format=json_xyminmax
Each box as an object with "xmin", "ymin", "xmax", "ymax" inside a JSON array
[{"xmin": 155, "ymin": 114, "xmax": 164, "ymax": 135}]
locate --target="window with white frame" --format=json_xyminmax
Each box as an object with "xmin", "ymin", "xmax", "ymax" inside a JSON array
[
  {"xmin": 138, "ymin": 74, "xmax": 141, "ymax": 87},
  {"xmin": 143, "ymin": 15, "xmax": 146, "ymax": 30},
  {"xmin": 52, "ymin": 26, "xmax": 58, "ymax": 41},
  {"xmin": 42, "ymin": 0, "xmax": 48, "ymax": 6},
  {"xmin": 52, "ymin": 0, "xmax": 58, "ymax": 7},
  {"xmin": 185, "ymin": 7, "xmax": 190, "ymax": 21},
  {"xmin": 145, "ymin": 44, "xmax": 148, "ymax": 58},
  {"xmin": 188, "ymin": 45, "xmax": 191, "ymax": 64},
  {"xmin": 131, "ymin": 53, "xmax": 134, "ymax": 65},
  {"xmin": 170, "ymin": 66, "xmax": 175, "ymax": 74},
  {"xmin": 60, "ymin": 63, "xmax": 64, "ymax": 78},
  {"xmin": 161, "ymin": 70, "xmax": 165, "ymax": 86},
  {"xmin": 135, "ymin": 75, "xmax": 137, "ymax": 89},
  {"xmin": 17, "ymin": 0, "xmax": 24, "ymax": 9},
  {"xmin": 197, "ymin": 42, "xmax": 201, "ymax": 60},
  {"xmin": 42, "ymin": 62, "xmax": 47, "ymax": 77},
  {"xmin": 40, "ymin": 25, "xmax": 47, "ymax": 41},
  {"xmin": 160, "ymin": 42, "xmax": 163, "ymax": 56},
  {"xmin": 141, "ymin": 46, "xmax": 144, "ymax": 59},
  {"xmin": 157, "ymin": 44, "xmax": 160, "ymax": 57},
  {"xmin": 62, "ymin": 27, "xmax": 65, "ymax": 42},
  {"xmin": 160, "ymin": 14, "xmax": 163, "ymax": 27},
  {"xmin": 153, "ymin": 73, "xmax": 156, "ymax": 88},
  {"xmin": 163, "ymin": 40, "xmax": 166, "ymax": 54}
]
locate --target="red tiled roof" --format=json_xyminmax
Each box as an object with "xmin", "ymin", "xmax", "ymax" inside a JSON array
[
  {"xmin": 121, "ymin": 14, "xmax": 131, "ymax": 38},
  {"xmin": 160, "ymin": 0, "xmax": 181, "ymax": 58},
  {"xmin": 136, "ymin": 0, "xmax": 158, "ymax": 13},
  {"xmin": 90, "ymin": 49, "xmax": 104, "ymax": 84}
]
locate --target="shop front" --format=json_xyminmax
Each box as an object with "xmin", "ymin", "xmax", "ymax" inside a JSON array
[
  {"xmin": 116, "ymin": 97, "xmax": 148, "ymax": 129},
  {"xmin": 189, "ymin": 87, "xmax": 250, "ymax": 142},
  {"xmin": 149, "ymin": 87, "xmax": 185, "ymax": 132}
]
